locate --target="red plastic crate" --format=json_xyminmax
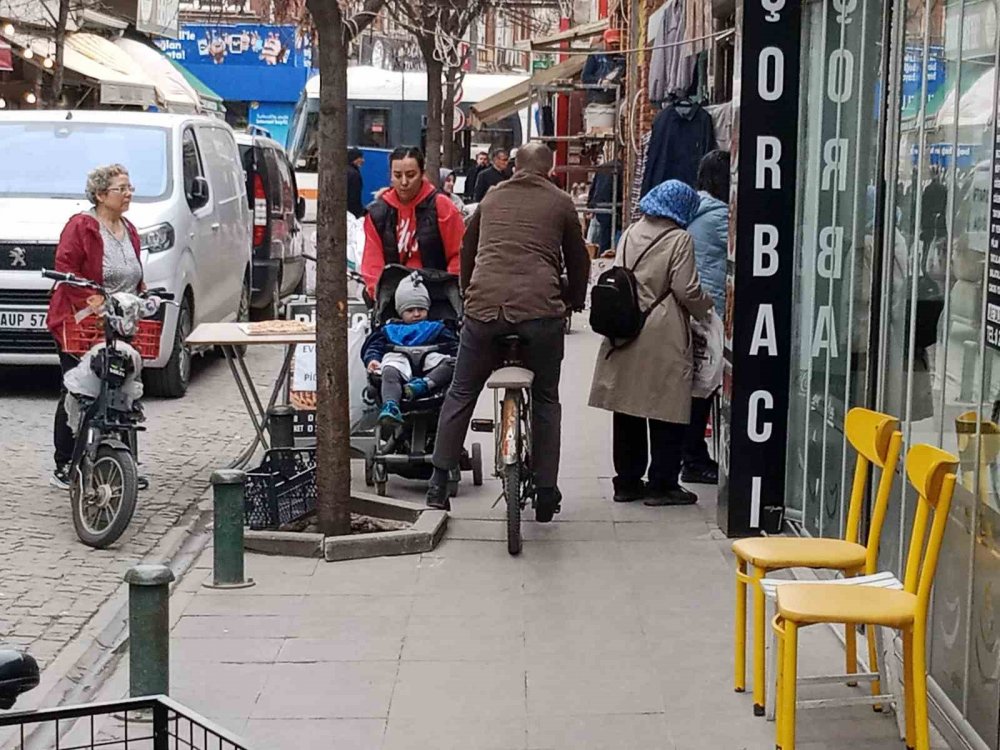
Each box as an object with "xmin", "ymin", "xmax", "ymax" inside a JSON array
[{"xmin": 62, "ymin": 317, "xmax": 163, "ymax": 360}]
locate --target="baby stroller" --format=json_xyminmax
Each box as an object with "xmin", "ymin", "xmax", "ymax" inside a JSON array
[{"xmin": 359, "ymin": 264, "xmax": 484, "ymax": 497}]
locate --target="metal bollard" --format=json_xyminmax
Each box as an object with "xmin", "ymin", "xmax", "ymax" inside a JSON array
[
  {"xmin": 125, "ymin": 564, "xmax": 175, "ymax": 698},
  {"xmin": 205, "ymin": 470, "xmax": 255, "ymax": 589},
  {"xmin": 268, "ymin": 405, "xmax": 296, "ymax": 449}
]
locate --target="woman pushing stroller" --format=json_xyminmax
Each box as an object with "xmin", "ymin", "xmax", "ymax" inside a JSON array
[{"xmin": 361, "ymin": 272, "xmax": 458, "ymax": 425}]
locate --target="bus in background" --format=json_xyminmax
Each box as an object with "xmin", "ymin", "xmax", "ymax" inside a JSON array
[{"xmin": 287, "ymin": 66, "xmax": 530, "ymax": 224}]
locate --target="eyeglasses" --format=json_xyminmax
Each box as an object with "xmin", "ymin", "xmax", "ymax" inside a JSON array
[{"xmin": 106, "ymin": 185, "xmax": 136, "ymax": 194}]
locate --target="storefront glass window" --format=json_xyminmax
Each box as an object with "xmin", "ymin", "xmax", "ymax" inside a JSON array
[{"xmin": 785, "ymin": 0, "xmax": 887, "ymax": 540}]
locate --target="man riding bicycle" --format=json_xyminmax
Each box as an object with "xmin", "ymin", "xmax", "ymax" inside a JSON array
[{"xmin": 426, "ymin": 143, "xmax": 591, "ymax": 515}]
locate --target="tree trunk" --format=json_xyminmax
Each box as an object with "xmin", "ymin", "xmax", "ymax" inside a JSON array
[
  {"xmin": 306, "ymin": 0, "xmax": 352, "ymax": 536},
  {"xmin": 442, "ymin": 68, "xmax": 456, "ymax": 169},
  {"xmin": 422, "ymin": 45, "xmax": 444, "ymax": 185},
  {"xmin": 49, "ymin": 0, "xmax": 70, "ymax": 105}
]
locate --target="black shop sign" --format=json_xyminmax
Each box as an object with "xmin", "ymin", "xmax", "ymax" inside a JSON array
[
  {"xmin": 718, "ymin": 0, "xmax": 801, "ymax": 537},
  {"xmin": 986, "ymin": 85, "xmax": 1000, "ymax": 352}
]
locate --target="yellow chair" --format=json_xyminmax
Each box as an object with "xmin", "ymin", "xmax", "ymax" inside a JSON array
[
  {"xmin": 773, "ymin": 443, "xmax": 959, "ymax": 750},
  {"xmin": 732, "ymin": 408, "xmax": 903, "ymax": 715}
]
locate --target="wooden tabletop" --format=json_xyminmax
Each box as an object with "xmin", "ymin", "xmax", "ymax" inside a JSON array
[{"xmin": 186, "ymin": 322, "xmax": 316, "ymax": 347}]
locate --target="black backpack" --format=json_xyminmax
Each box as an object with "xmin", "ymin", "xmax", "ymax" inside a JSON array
[{"xmin": 589, "ymin": 226, "xmax": 677, "ymax": 352}]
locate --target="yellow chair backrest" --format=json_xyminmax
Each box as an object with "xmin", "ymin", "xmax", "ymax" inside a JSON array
[
  {"xmin": 901, "ymin": 444, "xmax": 959, "ymax": 611},
  {"xmin": 844, "ymin": 408, "xmax": 903, "ymax": 574}
]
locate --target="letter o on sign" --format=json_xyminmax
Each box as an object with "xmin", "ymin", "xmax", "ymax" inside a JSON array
[{"xmin": 758, "ymin": 47, "xmax": 784, "ymax": 102}]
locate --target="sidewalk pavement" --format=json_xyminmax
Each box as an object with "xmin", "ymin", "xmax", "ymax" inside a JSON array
[{"xmin": 96, "ymin": 325, "xmax": 946, "ymax": 749}]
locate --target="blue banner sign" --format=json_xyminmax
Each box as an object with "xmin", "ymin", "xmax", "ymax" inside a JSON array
[{"xmin": 155, "ymin": 24, "xmax": 311, "ymax": 103}]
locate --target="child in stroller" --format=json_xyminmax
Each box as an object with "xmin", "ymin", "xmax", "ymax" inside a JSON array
[
  {"xmin": 362, "ymin": 271, "xmax": 458, "ymax": 425},
  {"xmin": 357, "ymin": 266, "xmax": 481, "ymax": 497}
]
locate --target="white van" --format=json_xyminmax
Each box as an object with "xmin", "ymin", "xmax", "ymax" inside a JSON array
[{"xmin": 0, "ymin": 110, "xmax": 252, "ymax": 397}]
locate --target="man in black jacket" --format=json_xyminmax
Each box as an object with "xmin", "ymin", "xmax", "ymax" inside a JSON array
[
  {"xmin": 347, "ymin": 148, "xmax": 366, "ymax": 218},
  {"xmin": 472, "ymin": 148, "xmax": 510, "ymax": 203},
  {"xmin": 463, "ymin": 151, "xmax": 489, "ymax": 202}
]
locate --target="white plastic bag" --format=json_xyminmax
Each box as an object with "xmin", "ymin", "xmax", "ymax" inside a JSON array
[
  {"xmin": 346, "ymin": 212, "xmax": 366, "ymax": 271},
  {"xmin": 348, "ymin": 315, "xmax": 377, "ymax": 431},
  {"xmin": 691, "ymin": 310, "xmax": 724, "ymax": 399}
]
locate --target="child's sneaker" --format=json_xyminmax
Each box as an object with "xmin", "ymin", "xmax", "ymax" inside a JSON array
[
  {"xmin": 403, "ymin": 378, "xmax": 431, "ymax": 401},
  {"xmin": 379, "ymin": 400, "xmax": 404, "ymax": 425}
]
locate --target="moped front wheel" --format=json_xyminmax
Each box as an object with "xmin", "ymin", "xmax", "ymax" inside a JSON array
[{"xmin": 70, "ymin": 445, "xmax": 138, "ymax": 549}]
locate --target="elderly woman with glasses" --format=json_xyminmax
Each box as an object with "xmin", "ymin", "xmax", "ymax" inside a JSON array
[{"xmin": 46, "ymin": 163, "xmax": 145, "ymax": 491}]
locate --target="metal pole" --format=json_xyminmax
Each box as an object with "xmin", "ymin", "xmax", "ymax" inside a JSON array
[
  {"xmin": 125, "ymin": 564, "xmax": 175, "ymax": 698},
  {"xmin": 205, "ymin": 470, "xmax": 255, "ymax": 589}
]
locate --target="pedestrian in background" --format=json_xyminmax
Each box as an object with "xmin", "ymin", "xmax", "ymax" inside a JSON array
[
  {"xmin": 464, "ymin": 150, "xmax": 489, "ymax": 202},
  {"xmin": 473, "ymin": 148, "xmax": 511, "ymax": 203},
  {"xmin": 589, "ymin": 179, "xmax": 712, "ymax": 506},
  {"xmin": 439, "ymin": 169, "xmax": 466, "ymax": 214},
  {"xmin": 347, "ymin": 147, "xmax": 366, "ymax": 218},
  {"xmin": 361, "ymin": 146, "xmax": 464, "ymax": 298},
  {"xmin": 46, "ymin": 164, "xmax": 146, "ymax": 490},
  {"xmin": 681, "ymin": 150, "xmax": 729, "ymax": 485}
]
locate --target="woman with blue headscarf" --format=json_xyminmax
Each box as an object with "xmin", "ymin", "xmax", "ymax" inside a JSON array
[{"xmin": 589, "ymin": 179, "xmax": 714, "ymax": 506}]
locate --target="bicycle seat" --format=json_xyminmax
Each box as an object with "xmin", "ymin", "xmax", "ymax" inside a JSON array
[{"xmin": 487, "ymin": 366, "xmax": 534, "ymax": 390}]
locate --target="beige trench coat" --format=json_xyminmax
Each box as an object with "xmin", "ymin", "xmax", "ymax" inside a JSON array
[{"xmin": 588, "ymin": 217, "xmax": 713, "ymax": 424}]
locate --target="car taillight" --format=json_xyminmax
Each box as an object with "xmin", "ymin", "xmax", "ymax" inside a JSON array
[{"xmin": 253, "ymin": 173, "xmax": 267, "ymax": 247}]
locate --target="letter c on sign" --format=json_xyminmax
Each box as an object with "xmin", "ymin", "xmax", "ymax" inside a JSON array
[
  {"xmin": 748, "ymin": 391, "xmax": 774, "ymax": 443},
  {"xmin": 758, "ymin": 47, "xmax": 784, "ymax": 101}
]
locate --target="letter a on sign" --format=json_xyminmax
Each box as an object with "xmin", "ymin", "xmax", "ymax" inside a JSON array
[{"xmin": 750, "ymin": 304, "xmax": 778, "ymax": 356}]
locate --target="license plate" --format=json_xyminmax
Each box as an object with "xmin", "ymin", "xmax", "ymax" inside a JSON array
[{"xmin": 0, "ymin": 309, "xmax": 47, "ymax": 329}]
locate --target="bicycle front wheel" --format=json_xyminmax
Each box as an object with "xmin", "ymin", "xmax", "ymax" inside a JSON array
[
  {"xmin": 71, "ymin": 444, "xmax": 138, "ymax": 549},
  {"xmin": 500, "ymin": 390, "xmax": 523, "ymax": 556}
]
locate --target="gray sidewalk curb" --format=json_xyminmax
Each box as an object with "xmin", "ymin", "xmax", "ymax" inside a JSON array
[
  {"xmin": 243, "ymin": 493, "xmax": 448, "ymax": 560},
  {"xmin": 4, "ymin": 487, "xmax": 216, "ymax": 746}
]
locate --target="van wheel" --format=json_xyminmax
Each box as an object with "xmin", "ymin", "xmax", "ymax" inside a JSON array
[
  {"xmin": 145, "ymin": 296, "xmax": 192, "ymax": 398},
  {"xmin": 250, "ymin": 272, "xmax": 281, "ymax": 321}
]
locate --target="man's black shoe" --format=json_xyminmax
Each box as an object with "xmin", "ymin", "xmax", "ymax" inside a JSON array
[
  {"xmin": 644, "ymin": 486, "xmax": 698, "ymax": 507},
  {"xmin": 681, "ymin": 464, "xmax": 718, "ymax": 485},
  {"xmin": 426, "ymin": 469, "xmax": 451, "ymax": 511},
  {"xmin": 613, "ymin": 483, "xmax": 645, "ymax": 503},
  {"xmin": 535, "ymin": 487, "xmax": 562, "ymax": 523}
]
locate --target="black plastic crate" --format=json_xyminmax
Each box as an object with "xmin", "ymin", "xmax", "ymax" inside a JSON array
[{"xmin": 244, "ymin": 448, "xmax": 317, "ymax": 530}]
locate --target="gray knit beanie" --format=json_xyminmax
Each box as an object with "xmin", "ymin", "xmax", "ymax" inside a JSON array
[{"xmin": 395, "ymin": 272, "xmax": 430, "ymax": 314}]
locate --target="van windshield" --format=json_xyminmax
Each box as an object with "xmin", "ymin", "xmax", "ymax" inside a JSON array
[{"xmin": 0, "ymin": 122, "xmax": 170, "ymax": 200}]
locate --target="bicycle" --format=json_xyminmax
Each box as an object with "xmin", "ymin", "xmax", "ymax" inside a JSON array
[
  {"xmin": 472, "ymin": 335, "xmax": 536, "ymax": 556},
  {"xmin": 43, "ymin": 270, "xmax": 174, "ymax": 548}
]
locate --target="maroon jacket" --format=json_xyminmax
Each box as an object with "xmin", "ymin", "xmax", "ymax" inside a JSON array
[{"xmin": 46, "ymin": 213, "xmax": 142, "ymax": 350}]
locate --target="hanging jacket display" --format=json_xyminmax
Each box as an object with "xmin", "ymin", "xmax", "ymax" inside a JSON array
[
  {"xmin": 641, "ymin": 100, "xmax": 716, "ymax": 196},
  {"xmin": 648, "ymin": 0, "xmax": 693, "ymax": 105}
]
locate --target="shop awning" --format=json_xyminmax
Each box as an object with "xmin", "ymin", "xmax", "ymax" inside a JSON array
[
  {"xmin": 526, "ymin": 19, "xmax": 609, "ymax": 50},
  {"xmin": 114, "ymin": 37, "xmax": 199, "ymax": 113},
  {"xmin": 936, "ymin": 66, "xmax": 995, "ymax": 129},
  {"xmin": 4, "ymin": 31, "xmax": 157, "ymax": 106},
  {"xmin": 165, "ymin": 58, "xmax": 225, "ymax": 114},
  {"xmin": 469, "ymin": 55, "xmax": 587, "ymax": 128}
]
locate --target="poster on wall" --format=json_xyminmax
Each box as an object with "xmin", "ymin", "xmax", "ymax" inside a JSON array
[{"xmin": 985, "ymin": 101, "xmax": 1000, "ymax": 351}]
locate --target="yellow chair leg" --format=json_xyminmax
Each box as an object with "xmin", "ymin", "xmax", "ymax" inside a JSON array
[
  {"xmin": 903, "ymin": 629, "xmax": 916, "ymax": 750},
  {"xmin": 845, "ymin": 622, "xmax": 858, "ymax": 686},
  {"xmin": 735, "ymin": 559, "xmax": 747, "ymax": 693},
  {"xmin": 912, "ymin": 624, "xmax": 931, "ymax": 750},
  {"xmin": 780, "ymin": 621, "xmax": 799, "ymax": 750},
  {"xmin": 752, "ymin": 565, "xmax": 767, "ymax": 716},
  {"xmin": 867, "ymin": 624, "xmax": 883, "ymax": 712},
  {"xmin": 774, "ymin": 617, "xmax": 785, "ymax": 746}
]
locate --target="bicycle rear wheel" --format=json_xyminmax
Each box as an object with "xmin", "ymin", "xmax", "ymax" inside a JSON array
[
  {"xmin": 504, "ymin": 462, "xmax": 522, "ymax": 556},
  {"xmin": 500, "ymin": 390, "xmax": 523, "ymax": 556}
]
